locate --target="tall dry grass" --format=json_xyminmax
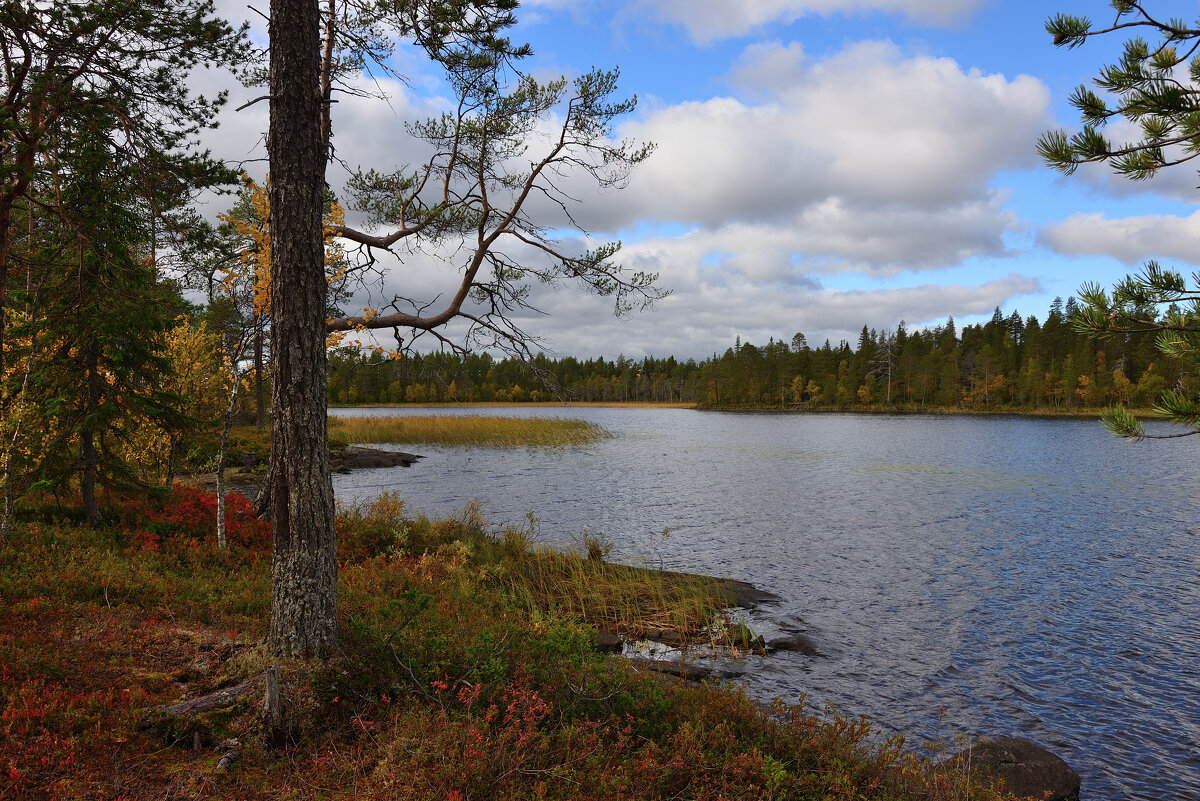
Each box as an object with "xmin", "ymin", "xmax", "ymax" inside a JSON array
[
  {"xmin": 497, "ymin": 545, "xmax": 738, "ymax": 646},
  {"xmin": 328, "ymin": 414, "xmax": 606, "ymax": 447},
  {"xmin": 336, "ymin": 495, "xmax": 737, "ymax": 647}
]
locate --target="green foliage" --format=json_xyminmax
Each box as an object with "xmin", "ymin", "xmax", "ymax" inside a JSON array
[
  {"xmin": 5, "ymin": 117, "xmax": 195, "ymax": 522},
  {"xmin": 0, "ymin": 0, "xmax": 250, "ymax": 259},
  {"xmin": 0, "ymin": 0, "xmax": 249, "ymax": 529}
]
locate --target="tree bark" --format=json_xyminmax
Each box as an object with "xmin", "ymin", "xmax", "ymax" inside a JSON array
[
  {"xmin": 216, "ymin": 358, "xmax": 241, "ymax": 550},
  {"xmin": 262, "ymin": 662, "xmax": 285, "ymax": 746},
  {"xmin": 266, "ymin": 0, "xmax": 339, "ymax": 658}
]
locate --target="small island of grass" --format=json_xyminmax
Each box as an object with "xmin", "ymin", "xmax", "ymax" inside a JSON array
[{"xmin": 328, "ymin": 413, "xmax": 608, "ymax": 448}]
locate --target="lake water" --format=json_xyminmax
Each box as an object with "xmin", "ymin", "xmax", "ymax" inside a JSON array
[{"xmin": 331, "ymin": 406, "xmax": 1200, "ymax": 800}]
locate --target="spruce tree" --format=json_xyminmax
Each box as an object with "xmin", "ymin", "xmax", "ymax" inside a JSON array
[
  {"xmin": 17, "ymin": 118, "xmax": 186, "ymax": 524},
  {"xmin": 0, "ymin": 0, "xmax": 247, "ymax": 385}
]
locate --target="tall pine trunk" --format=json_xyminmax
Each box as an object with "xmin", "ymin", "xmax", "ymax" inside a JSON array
[{"xmin": 266, "ymin": 0, "xmax": 338, "ymax": 658}]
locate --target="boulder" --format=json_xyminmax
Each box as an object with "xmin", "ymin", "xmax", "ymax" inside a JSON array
[
  {"xmin": 765, "ymin": 634, "xmax": 819, "ymax": 656},
  {"xmin": 644, "ymin": 628, "xmax": 689, "ymax": 647},
  {"xmin": 721, "ymin": 578, "xmax": 781, "ymax": 609},
  {"xmin": 652, "ymin": 571, "xmax": 781, "ymax": 609},
  {"xmin": 594, "ymin": 631, "xmax": 623, "ymax": 653},
  {"xmin": 943, "ymin": 736, "xmax": 1080, "ymax": 801},
  {"xmin": 329, "ymin": 446, "xmax": 423, "ymax": 471}
]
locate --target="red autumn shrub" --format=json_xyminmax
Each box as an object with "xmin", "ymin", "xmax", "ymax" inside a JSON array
[{"xmin": 118, "ymin": 485, "xmax": 271, "ymax": 557}]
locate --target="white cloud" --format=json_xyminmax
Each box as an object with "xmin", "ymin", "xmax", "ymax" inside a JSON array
[
  {"xmin": 497, "ymin": 263, "xmax": 1042, "ymax": 359},
  {"xmin": 637, "ymin": 0, "xmax": 989, "ymax": 44},
  {"xmin": 602, "ymin": 199, "xmax": 1018, "ymax": 282},
  {"xmin": 199, "ymin": 37, "xmax": 1048, "ymax": 278},
  {"xmin": 184, "ymin": 21, "xmax": 1051, "ymax": 361},
  {"xmin": 1040, "ymin": 211, "xmax": 1200, "ymax": 266},
  {"xmin": 546, "ymin": 42, "xmax": 1047, "ymax": 274},
  {"xmin": 326, "ymin": 218, "xmax": 1040, "ymax": 359},
  {"xmin": 729, "ymin": 41, "xmax": 808, "ymax": 92},
  {"xmin": 313, "ymin": 39, "xmax": 1051, "ymax": 359}
]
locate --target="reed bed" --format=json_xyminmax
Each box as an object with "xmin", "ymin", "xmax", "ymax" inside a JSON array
[{"xmin": 328, "ymin": 413, "xmax": 607, "ymax": 447}]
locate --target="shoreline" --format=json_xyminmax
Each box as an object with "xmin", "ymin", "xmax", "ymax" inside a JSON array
[
  {"xmin": 329, "ymin": 400, "xmax": 696, "ymax": 409},
  {"xmin": 328, "ymin": 400, "xmax": 1159, "ymax": 419}
]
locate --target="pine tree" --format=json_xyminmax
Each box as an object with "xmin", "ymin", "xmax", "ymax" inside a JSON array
[
  {"xmin": 266, "ymin": 0, "xmax": 660, "ymax": 657},
  {"xmin": 1042, "ymin": 4, "xmax": 1200, "ymax": 440},
  {"xmin": 0, "ymin": 0, "xmax": 247, "ymax": 389}
]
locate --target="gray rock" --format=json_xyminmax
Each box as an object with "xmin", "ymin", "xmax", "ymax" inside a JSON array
[
  {"xmin": 724, "ymin": 579, "xmax": 781, "ymax": 609},
  {"xmin": 644, "ymin": 628, "xmax": 689, "ymax": 647},
  {"xmin": 654, "ymin": 571, "xmax": 781, "ymax": 609},
  {"xmin": 329, "ymin": 446, "xmax": 423, "ymax": 471},
  {"xmin": 765, "ymin": 634, "xmax": 819, "ymax": 656},
  {"xmin": 942, "ymin": 736, "xmax": 1080, "ymax": 801},
  {"xmin": 594, "ymin": 631, "xmax": 623, "ymax": 653}
]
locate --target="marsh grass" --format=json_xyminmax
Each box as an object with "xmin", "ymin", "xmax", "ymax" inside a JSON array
[
  {"xmin": 333, "ymin": 401, "xmax": 696, "ymax": 409},
  {"xmin": 328, "ymin": 414, "xmax": 607, "ymax": 447},
  {"xmin": 498, "ymin": 546, "xmax": 736, "ymax": 645},
  {"xmin": 336, "ymin": 495, "xmax": 732, "ymax": 644}
]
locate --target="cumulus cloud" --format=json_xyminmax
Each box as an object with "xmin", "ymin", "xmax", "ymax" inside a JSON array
[
  {"xmin": 729, "ymin": 41, "xmax": 808, "ymax": 92},
  {"xmin": 310, "ymin": 40, "xmax": 1049, "ymax": 358},
  {"xmin": 657, "ymin": 42, "xmax": 1044, "ymax": 214},
  {"xmin": 197, "ymin": 35, "xmax": 1048, "ymax": 278},
  {"xmin": 1040, "ymin": 211, "xmax": 1200, "ymax": 266},
  {"xmin": 540, "ymin": 42, "xmax": 1047, "ymax": 275},
  {"xmin": 637, "ymin": 0, "xmax": 989, "ymax": 44},
  {"xmin": 183, "ymin": 15, "xmax": 1050, "ymax": 360},
  {"xmin": 601, "ymin": 199, "xmax": 1018, "ymax": 282}
]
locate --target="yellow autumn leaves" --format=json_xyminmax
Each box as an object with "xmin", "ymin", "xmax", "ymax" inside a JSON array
[{"xmin": 218, "ymin": 176, "xmax": 348, "ymax": 332}]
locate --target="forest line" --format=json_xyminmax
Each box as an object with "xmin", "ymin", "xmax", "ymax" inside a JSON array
[{"xmin": 328, "ymin": 297, "xmax": 1178, "ymax": 413}]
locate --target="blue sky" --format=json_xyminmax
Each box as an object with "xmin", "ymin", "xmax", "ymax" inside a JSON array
[{"xmin": 204, "ymin": 0, "xmax": 1200, "ymax": 360}]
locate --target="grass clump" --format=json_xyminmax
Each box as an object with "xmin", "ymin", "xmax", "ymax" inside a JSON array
[
  {"xmin": 499, "ymin": 543, "xmax": 739, "ymax": 645},
  {"xmin": 0, "ymin": 487, "xmax": 1010, "ymax": 801},
  {"xmin": 327, "ymin": 413, "xmax": 607, "ymax": 447},
  {"xmin": 336, "ymin": 497, "xmax": 732, "ymax": 646}
]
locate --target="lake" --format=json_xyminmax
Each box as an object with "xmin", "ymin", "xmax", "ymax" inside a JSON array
[{"xmin": 331, "ymin": 406, "xmax": 1200, "ymax": 800}]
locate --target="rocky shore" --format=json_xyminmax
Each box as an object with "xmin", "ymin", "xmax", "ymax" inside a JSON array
[
  {"xmin": 595, "ymin": 572, "xmax": 1080, "ymax": 801},
  {"xmin": 190, "ymin": 445, "xmax": 424, "ymax": 494}
]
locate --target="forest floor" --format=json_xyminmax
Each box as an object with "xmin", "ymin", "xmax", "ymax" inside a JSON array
[{"xmin": 0, "ymin": 489, "xmax": 1016, "ymax": 801}]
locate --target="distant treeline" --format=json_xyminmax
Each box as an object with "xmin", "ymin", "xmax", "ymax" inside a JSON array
[{"xmin": 327, "ymin": 297, "xmax": 1187, "ymax": 410}]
